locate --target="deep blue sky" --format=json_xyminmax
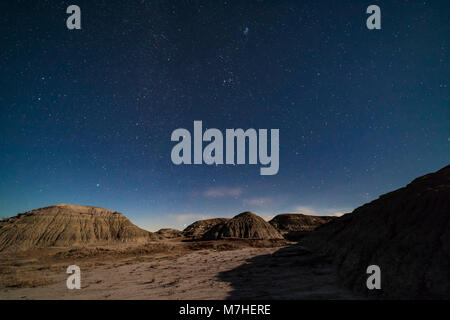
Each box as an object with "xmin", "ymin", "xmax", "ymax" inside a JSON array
[{"xmin": 1, "ymin": 1, "xmax": 449, "ymax": 230}]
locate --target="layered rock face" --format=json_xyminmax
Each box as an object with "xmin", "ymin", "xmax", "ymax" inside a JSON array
[
  {"xmin": 183, "ymin": 218, "xmax": 230, "ymax": 239},
  {"xmin": 155, "ymin": 228, "xmax": 183, "ymax": 239},
  {"xmin": 269, "ymin": 213, "xmax": 336, "ymax": 240},
  {"xmin": 203, "ymin": 212, "xmax": 283, "ymax": 240},
  {"xmin": 0, "ymin": 204, "xmax": 155, "ymax": 251},
  {"xmin": 305, "ymin": 165, "xmax": 450, "ymax": 299}
]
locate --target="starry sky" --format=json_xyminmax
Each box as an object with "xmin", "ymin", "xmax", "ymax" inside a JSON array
[{"xmin": 1, "ymin": 1, "xmax": 449, "ymax": 231}]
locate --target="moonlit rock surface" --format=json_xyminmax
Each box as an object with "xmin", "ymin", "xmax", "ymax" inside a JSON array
[{"xmin": 0, "ymin": 204, "xmax": 155, "ymax": 251}]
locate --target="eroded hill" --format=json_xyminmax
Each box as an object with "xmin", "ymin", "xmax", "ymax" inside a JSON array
[
  {"xmin": 305, "ymin": 165, "xmax": 450, "ymax": 299},
  {"xmin": 0, "ymin": 204, "xmax": 155, "ymax": 251}
]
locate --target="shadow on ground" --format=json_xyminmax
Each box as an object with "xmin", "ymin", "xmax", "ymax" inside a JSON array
[{"xmin": 217, "ymin": 244, "xmax": 361, "ymax": 300}]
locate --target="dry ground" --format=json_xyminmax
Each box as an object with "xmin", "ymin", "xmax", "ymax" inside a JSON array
[{"xmin": 0, "ymin": 239, "xmax": 359, "ymax": 300}]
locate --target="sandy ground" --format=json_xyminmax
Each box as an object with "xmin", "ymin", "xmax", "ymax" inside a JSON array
[{"xmin": 0, "ymin": 242, "xmax": 359, "ymax": 300}]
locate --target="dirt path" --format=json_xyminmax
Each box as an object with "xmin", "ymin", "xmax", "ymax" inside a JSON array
[{"xmin": 0, "ymin": 245, "xmax": 359, "ymax": 300}]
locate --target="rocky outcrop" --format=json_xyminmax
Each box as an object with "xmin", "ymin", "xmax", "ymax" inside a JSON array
[
  {"xmin": 155, "ymin": 228, "xmax": 183, "ymax": 239},
  {"xmin": 305, "ymin": 165, "xmax": 450, "ymax": 299},
  {"xmin": 0, "ymin": 204, "xmax": 156, "ymax": 251},
  {"xmin": 183, "ymin": 218, "xmax": 230, "ymax": 239},
  {"xmin": 203, "ymin": 212, "xmax": 283, "ymax": 240},
  {"xmin": 269, "ymin": 213, "xmax": 336, "ymax": 240}
]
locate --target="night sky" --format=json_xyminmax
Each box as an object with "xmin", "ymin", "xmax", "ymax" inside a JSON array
[{"xmin": 1, "ymin": 1, "xmax": 449, "ymax": 230}]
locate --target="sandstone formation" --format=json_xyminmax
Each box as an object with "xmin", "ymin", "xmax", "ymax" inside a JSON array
[
  {"xmin": 305, "ymin": 165, "xmax": 450, "ymax": 299},
  {"xmin": 0, "ymin": 204, "xmax": 155, "ymax": 251},
  {"xmin": 203, "ymin": 212, "xmax": 283, "ymax": 240},
  {"xmin": 269, "ymin": 213, "xmax": 336, "ymax": 240},
  {"xmin": 182, "ymin": 218, "xmax": 230, "ymax": 239},
  {"xmin": 155, "ymin": 228, "xmax": 183, "ymax": 239}
]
